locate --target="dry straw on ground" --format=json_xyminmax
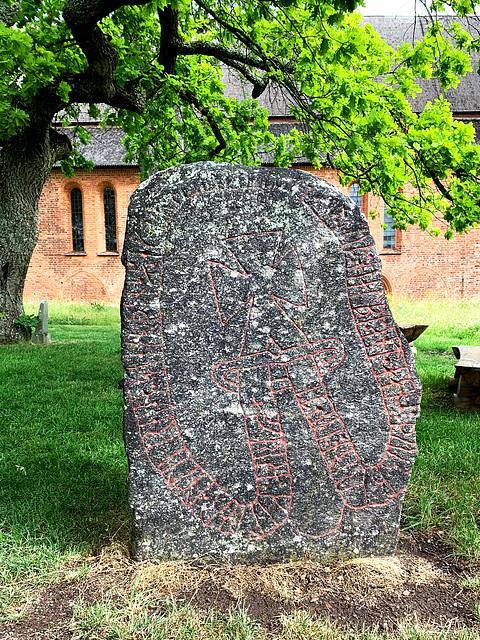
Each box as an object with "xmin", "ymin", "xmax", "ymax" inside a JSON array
[{"xmin": 86, "ymin": 540, "xmax": 445, "ymax": 606}]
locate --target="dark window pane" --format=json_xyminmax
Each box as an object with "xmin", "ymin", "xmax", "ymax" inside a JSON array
[
  {"xmin": 71, "ymin": 188, "xmax": 84, "ymax": 252},
  {"xmin": 383, "ymin": 205, "xmax": 396, "ymax": 249},
  {"xmin": 349, "ymin": 183, "xmax": 362, "ymax": 211},
  {"xmin": 104, "ymin": 187, "xmax": 117, "ymax": 252}
]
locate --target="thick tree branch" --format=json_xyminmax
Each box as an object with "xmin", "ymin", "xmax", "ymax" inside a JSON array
[
  {"xmin": 63, "ymin": 0, "xmax": 150, "ymax": 35},
  {"xmin": 49, "ymin": 128, "xmax": 73, "ymax": 163},
  {"xmin": 175, "ymin": 41, "xmax": 271, "ymax": 97},
  {"xmin": 178, "ymin": 88, "xmax": 227, "ymax": 158},
  {"xmin": 62, "ymin": 0, "xmax": 152, "ymax": 111},
  {"xmin": 158, "ymin": 6, "xmax": 179, "ymax": 75},
  {"xmin": 175, "ymin": 41, "xmax": 272, "ymax": 72},
  {"xmin": 221, "ymin": 58, "xmax": 269, "ymax": 98}
]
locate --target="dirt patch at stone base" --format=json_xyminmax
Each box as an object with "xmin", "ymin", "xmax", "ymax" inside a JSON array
[
  {"xmin": 1, "ymin": 532, "xmax": 479, "ymax": 639},
  {"xmin": 0, "ymin": 582, "xmax": 79, "ymax": 640},
  {"xmin": 177, "ymin": 533, "xmax": 478, "ymax": 632}
]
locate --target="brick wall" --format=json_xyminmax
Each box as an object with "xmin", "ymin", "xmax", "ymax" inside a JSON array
[
  {"xmin": 300, "ymin": 166, "xmax": 480, "ymax": 299},
  {"xmin": 24, "ymin": 167, "xmax": 140, "ymax": 304},
  {"xmin": 24, "ymin": 164, "xmax": 480, "ymax": 305}
]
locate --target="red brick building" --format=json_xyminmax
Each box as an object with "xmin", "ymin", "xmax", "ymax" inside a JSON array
[
  {"xmin": 24, "ymin": 130, "xmax": 140, "ymax": 304},
  {"xmin": 24, "ymin": 17, "xmax": 480, "ymax": 304},
  {"xmin": 306, "ymin": 167, "xmax": 480, "ymax": 300}
]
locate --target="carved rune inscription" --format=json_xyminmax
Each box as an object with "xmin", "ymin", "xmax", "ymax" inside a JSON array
[{"xmin": 122, "ymin": 163, "xmax": 421, "ymax": 562}]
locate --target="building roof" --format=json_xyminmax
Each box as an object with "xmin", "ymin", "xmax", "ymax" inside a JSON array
[
  {"xmin": 54, "ymin": 126, "xmax": 132, "ymax": 167},
  {"xmin": 225, "ymin": 16, "xmax": 480, "ymax": 116},
  {"xmin": 366, "ymin": 16, "xmax": 480, "ymax": 113}
]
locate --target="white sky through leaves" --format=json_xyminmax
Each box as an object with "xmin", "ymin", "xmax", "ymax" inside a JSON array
[{"xmin": 360, "ymin": 0, "xmax": 430, "ymax": 15}]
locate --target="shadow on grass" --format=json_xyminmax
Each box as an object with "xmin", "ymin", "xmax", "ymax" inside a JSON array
[{"xmin": 0, "ymin": 325, "xmax": 129, "ymax": 563}]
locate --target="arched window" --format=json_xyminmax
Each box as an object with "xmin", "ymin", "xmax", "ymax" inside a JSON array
[
  {"xmin": 71, "ymin": 188, "xmax": 84, "ymax": 252},
  {"xmin": 382, "ymin": 275, "xmax": 393, "ymax": 297},
  {"xmin": 383, "ymin": 204, "xmax": 396, "ymax": 249},
  {"xmin": 349, "ymin": 183, "xmax": 362, "ymax": 211},
  {"xmin": 103, "ymin": 187, "xmax": 117, "ymax": 252}
]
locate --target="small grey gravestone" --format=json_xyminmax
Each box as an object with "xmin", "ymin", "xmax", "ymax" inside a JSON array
[
  {"xmin": 121, "ymin": 163, "xmax": 421, "ymax": 563},
  {"xmin": 32, "ymin": 300, "xmax": 51, "ymax": 345}
]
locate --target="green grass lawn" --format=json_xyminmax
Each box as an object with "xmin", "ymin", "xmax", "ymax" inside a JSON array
[
  {"xmin": 0, "ymin": 305, "xmax": 127, "ymax": 613},
  {"xmin": 0, "ymin": 300, "xmax": 479, "ymax": 638},
  {"xmin": 391, "ymin": 298, "xmax": 480, "ymax": 558}
]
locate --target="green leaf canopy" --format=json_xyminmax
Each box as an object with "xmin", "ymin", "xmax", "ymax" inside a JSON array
[{"xmin": 1, "ymin": 0, "xmax": 480, "ymax": 236}]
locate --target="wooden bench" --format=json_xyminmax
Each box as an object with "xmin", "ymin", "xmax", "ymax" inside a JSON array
[
  {"xmin": 397, "ymin": 323, "xmax": 428, "ymax": 356},
  {"xmin": 450, "ymin": 346, "xmax": 480, "ymax": 412}
]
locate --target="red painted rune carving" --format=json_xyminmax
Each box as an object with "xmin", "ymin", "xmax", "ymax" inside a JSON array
[
  {"xmin": 208, "ymin": 231, "xmax": 355, "ymax": 536},
  {"xmin": 207, "ymin": 231, "xmax": 412, "ymax": 536},
  {"xmin": 128, "ymin": 225, "xmax": 417, "ymax": 541}
]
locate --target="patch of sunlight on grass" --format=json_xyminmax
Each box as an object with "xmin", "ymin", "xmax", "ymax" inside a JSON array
[{"xmin": 24, "ymin": 301, "xmax": 120, "ymax": 326}]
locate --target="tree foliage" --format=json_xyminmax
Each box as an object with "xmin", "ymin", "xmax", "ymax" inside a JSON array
[{"xmin": 1, "ymin": 0, "xmax": 480, "ymax": 241}]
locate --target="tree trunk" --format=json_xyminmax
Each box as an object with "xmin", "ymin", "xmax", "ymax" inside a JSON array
[{"xmin": 0, "ymin": 126, "xmax": 71, "ymax": 343}]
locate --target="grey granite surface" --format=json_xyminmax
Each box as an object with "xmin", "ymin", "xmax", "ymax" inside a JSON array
[{"xmin": 121, "ymin": 163, "xmax": 421, "ymax": 563}]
